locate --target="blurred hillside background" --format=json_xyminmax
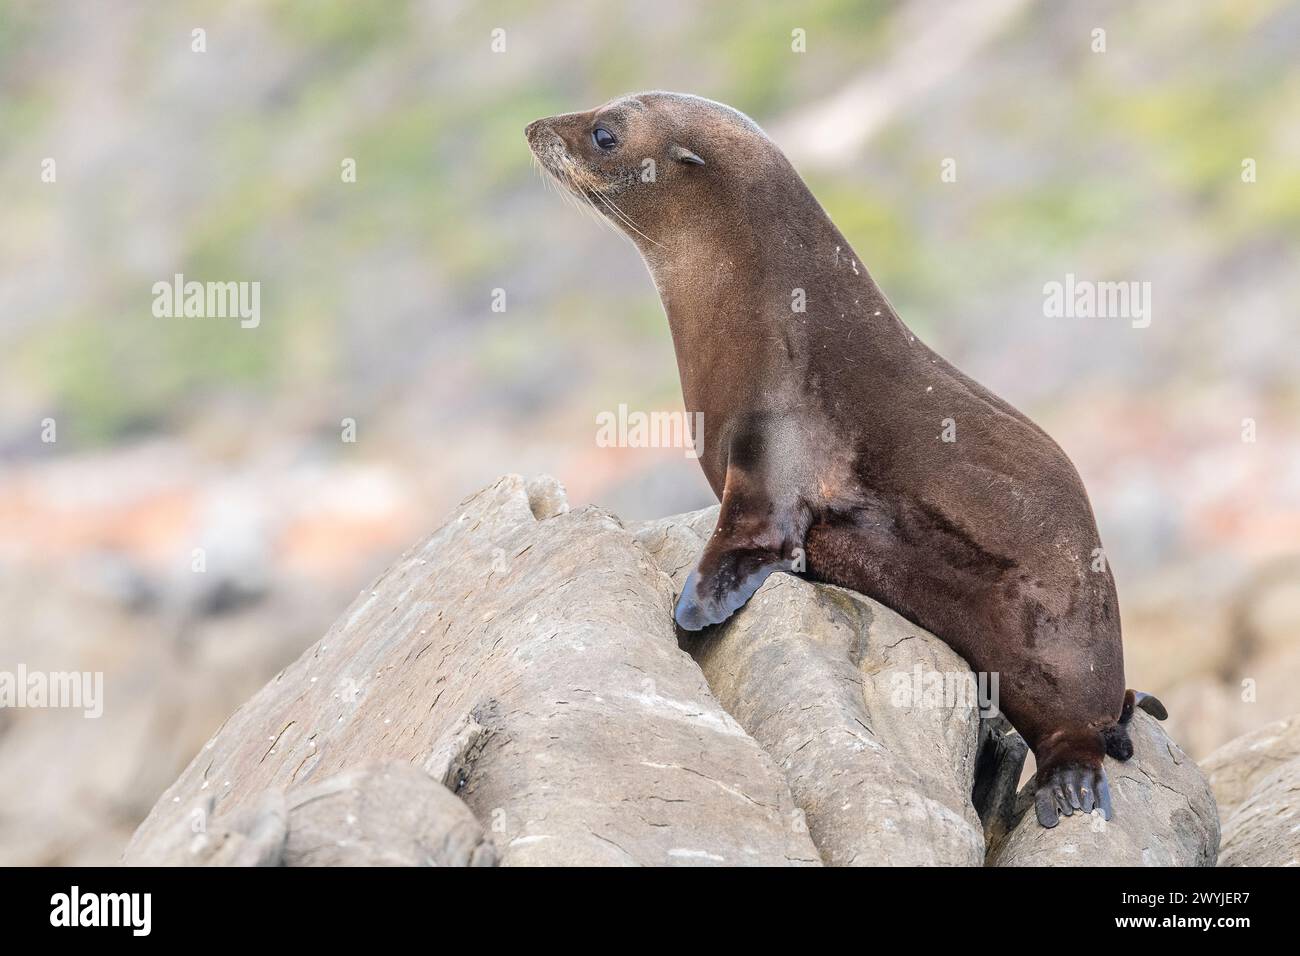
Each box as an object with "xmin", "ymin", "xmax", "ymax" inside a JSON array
[{"xmin": 1, "ymin": 0, "xmax": 1298, "ymax": 864}]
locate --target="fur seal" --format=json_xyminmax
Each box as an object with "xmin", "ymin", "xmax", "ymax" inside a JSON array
[{"xmin": 526, "ymin": 91, "xmax": 1164, "ymax": 828}]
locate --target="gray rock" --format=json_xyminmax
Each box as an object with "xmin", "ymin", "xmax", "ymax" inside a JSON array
[
  {"xmin": 1203, "ymin": 714, "xmax": 1300, "ymax": 867},
  {"xmin": 124, "ymin": 791, "xmax": 287, "ymax": 867},
  {"xmin": 635, "ymin": 507, "xmax": 987, "ymax": 866},
  {"xmin": 123, "ymin": 763, "xmax": 495, "ymax": 866},
  {"xmin": 988, "ymin": 711, "xmax": 1219, "ymax": 866},
  {"xmin": 125, "ymin": 475, "xmax": 819, "ymax": 867},
  {"xmin": 125, "ymin": 474, "xmax": 1222, "ymax": 867},
  {"xmin": 283, "ymin": 762, "xmax": 497, "ymax": 866},
  {"xmin": 972, "ymin": 716, "xmax": 1031, "ymax": 849}
]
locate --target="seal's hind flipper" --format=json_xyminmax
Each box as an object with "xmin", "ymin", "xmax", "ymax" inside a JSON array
[
  {"xmin": 674, "ymin": 461, "xmax": 808, "ymax": 632},
  {"xmin": 1119, "ymin": 688, "xmax": 1168, "ymax": 723},
  {"xmin": 1134, "ymin": 691, "xmax": 1168, "ymax": 720},
  {"xmin": 1034, "ymin": 762, "xmax": 1113, "ymax": 827}
]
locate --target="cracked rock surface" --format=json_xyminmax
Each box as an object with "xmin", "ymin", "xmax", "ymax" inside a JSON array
[
  {"xmin": 125, "ymin": 474, "xmax": 1221, "ymax": 867},
  {"xmin": 1203, "ymin": 715, "xmax": 1300, "ymax": 867}
]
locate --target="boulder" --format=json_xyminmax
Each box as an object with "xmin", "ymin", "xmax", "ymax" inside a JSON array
[
  {"xmin": 124, "ymin": 790, "xmax": 288, "ymax": 867},
  {"xmin": 123, "ymin": 762, "xmax": 496, "ymax": 866},
  {"xmin": 125, "ymin": 475, "xmax": 818, "ymax": 866},
  {"xmin": 126, "ymin": 474, "xmax": 1223, "ymax": 867},
  {"xmin": 282, "ymin": 762, "xmax": 497, "ymax": 866},
  {"xmin": 1203, "ymin": 715, "xmax": 1300, "ymax": 866}
]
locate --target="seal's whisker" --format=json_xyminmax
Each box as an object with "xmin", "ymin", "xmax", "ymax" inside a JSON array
[
  {"xmin": 528, "ymin": 139, "xmax": 659, "ymax": 245},
  {"xmin": 535, "ymin": 154, "xmax": 607, "ymax": 229},
  {"xmin": 557, "ymin": 161, "xmax": 612, "ymax": 231},
  {"xmin": 588, "ymin": 188, "xmax": 663, "ymax": 248},
  {"xmin": 570, "ymin": 182, "xmax": 609, "ymax": 230},
  {"xmin": 576, "ymin": 187, "xmax": 620, "ymax": 236}
]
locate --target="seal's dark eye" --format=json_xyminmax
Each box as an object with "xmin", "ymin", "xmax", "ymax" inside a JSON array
[{"xmin": 592, "ymin": 127, "xmax": 618, "ymax": 150}]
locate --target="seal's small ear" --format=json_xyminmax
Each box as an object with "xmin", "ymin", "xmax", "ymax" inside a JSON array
[{"xmin": 670, "ymin": 144, "xmax": 705, "ymax": 166}]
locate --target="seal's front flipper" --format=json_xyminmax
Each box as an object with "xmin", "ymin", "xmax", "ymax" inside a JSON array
[
  {"xmin": 675, "ymin": 558, "xmax": 787, "ymax": 630},
  {"xmin": 674, "ymin": 466, "xmax": 807, "ymax": 632}
]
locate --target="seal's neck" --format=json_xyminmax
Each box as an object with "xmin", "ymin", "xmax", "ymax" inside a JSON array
[
  {"xmin": 637, "ymin": 167, "xmax": 893, "ymax": 319},
  {"xmin": 631, "ymin": 172, "xmax": 900, "ymax": 418}
]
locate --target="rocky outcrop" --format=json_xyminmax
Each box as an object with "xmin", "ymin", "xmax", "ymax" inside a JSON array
[
  {"xmin": 125, "ymin": 475, "xmax": 818, "ymax": 867},
  {"xmin": 123, "ymin": 762, "xmax": 496, "ymax": 866},
  {"xmin": 125, "ymin": 474, "xmax": 1222, "ymax": 867},
  {"xmin": 635, "ymin": 508, "xmax": 986, "ymax": 866},
  {"xmin": 987, "ymin": 711, "xmax": 1219, "ymax": 866},
  {"xmin": 1203, "ymin": 715, "xmax": 1300, "ymax": 867}
]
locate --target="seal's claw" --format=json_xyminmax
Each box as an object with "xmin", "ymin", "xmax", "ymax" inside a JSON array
[
  {"xmin": 1056, "ymin": 781, "xmax": 1073, "ymax": 816},
  {"xmin": 1078, "ymin": 770, "xmax": 1096, "ymax": 814},
  {"xmin": 1063, "ymin": 769, "xmax": 1082, "ymax": 810}
]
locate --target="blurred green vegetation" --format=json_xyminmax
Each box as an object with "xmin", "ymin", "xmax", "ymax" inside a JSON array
[{"xmin": 2, "ymin": 0, "xmax": 1296, "ymax": 446}]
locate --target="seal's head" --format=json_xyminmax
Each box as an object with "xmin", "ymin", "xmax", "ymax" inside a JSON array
[{"xmin": 525, "ymin": 91, "xmax": 787, "ymax": 251}]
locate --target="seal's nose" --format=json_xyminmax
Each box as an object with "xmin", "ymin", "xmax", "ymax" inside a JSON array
[{"xmin": 524, "ymin": 119, "xmax": 545, "ymax": 142}]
